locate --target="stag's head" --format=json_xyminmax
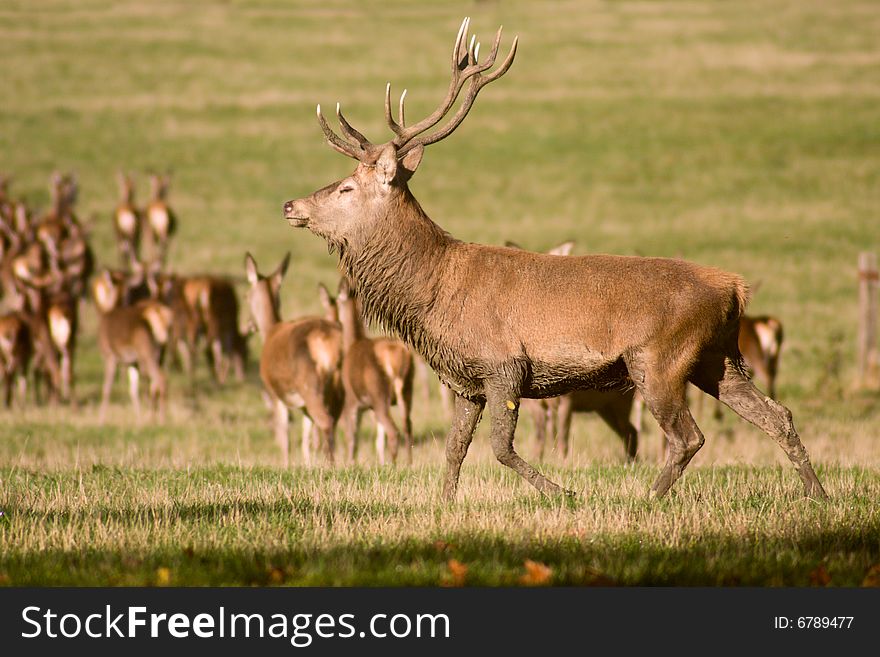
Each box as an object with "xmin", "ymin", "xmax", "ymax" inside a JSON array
[{"xmin": 284, "ymin": 18, "xmax": 517, "ymax": 246}]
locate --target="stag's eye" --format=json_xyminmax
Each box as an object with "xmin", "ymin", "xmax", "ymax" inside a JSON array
[{"xmin": 338, "ymin": 184, "xmax": 354, "ymax": 194}]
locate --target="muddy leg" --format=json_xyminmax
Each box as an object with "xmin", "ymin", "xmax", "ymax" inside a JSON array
[
  {"xmin": 716, "ymin": 360, "xmax": 827, "ymax": 500},
  {"xmin": 442, "ymin": 394, "xmax": 484, "ymax": 501},
  {"xmin": 486, "ymin": 388, "xmax": 569, "ymax": 496}
]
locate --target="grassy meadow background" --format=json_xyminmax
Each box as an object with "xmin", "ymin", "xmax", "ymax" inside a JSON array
[{"xmin": 1, "ymin": 0, "xmax": 879, "ymax": 585}]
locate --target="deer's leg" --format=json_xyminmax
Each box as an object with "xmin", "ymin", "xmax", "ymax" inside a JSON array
[
  {"xmin": 373, "ymin": 402, "xmax": 401, "ymax": 465},
  {"xmin": 211, "ymin": 338, "xmax": 227, "ymax": 384},
  {"xmin": 3, "ymin": 373, "xmax": 13, "ymax": 408},
  {"xmin": 394, "ymin": 376, "xmax": 414, "ymax": 465},
  {"xmin": 145, "ymin": 358, "xmax": 167, "ymax": 424},
  {"xmin": 301, "ymin": 414, "xmax": 313, "ymax": 466},
  {"xmin": 486, "ymin": 386, "xmax": 569, "ymax": 496},
  {"xmin": 528, "ymin": 400, "xmax": 547, "ymax": 461},
  {"xmin": 708, "ymin": 358, "xmax": 827, "ymax": 500},
  {"xmin": 442, "ymin": 394, "xmax": 484, "ymax": 501},
  {"xmin": 341, "ymin": 399, "xmax": 361, "ymax": 464},
  {"xmin": 597, "ymin": 398, "xmax": 639, "ymax": 462},
  {"xmin": 16, "ymin": 373, "xmax": 27, "ymax": 408},
  {"xmin": 127, "ymin": 365, "xmax": 142, "ymax": 422},
  {"xmin": 273, "ymin": 399, "xmax": 290, "ymax": 468},
  {"xmin": 98, "ymin": 357, "xmax": 116, "ymax": 424},
  {"xmin": 633, "ymin": 372, "xmax": 703, "ymax": 498},
  {"xmin": 375, "ymin": 421, "xmax": 386, "ymax": 466},
  {"xmin": 301, "ymin": 394, "xmax": 336, "ymax": 465}
]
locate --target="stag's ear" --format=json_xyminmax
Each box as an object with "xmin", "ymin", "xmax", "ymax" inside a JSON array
[
  {"xmin": 244, "ymin": 252, "xmax": 259, "ymax": 285},
  {"xmin": 397, "ymin": 145, "xmax": 424, "ymax": 183}
]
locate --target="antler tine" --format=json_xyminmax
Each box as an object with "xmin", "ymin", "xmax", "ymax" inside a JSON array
[
  {"xmin": 316, "ymin": 104, "xmax": 363, "ymax": 160},
  {"xmin": 398, "ymin": 89, "xmax": 407, "ymax": 127},
  {"xmin": 336, "ymin": 103, "xmax": 372, "ymax": 151},
  {"xmin": 398, "ymin": 33, "xmax": 517, "ymax": 155},
  {"xmin": 385, "ymin": 83, "xmax": 405, "ymax": 137}
]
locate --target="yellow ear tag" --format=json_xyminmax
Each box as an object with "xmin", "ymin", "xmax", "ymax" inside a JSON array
[{"xmin": 506, "ymin": 400, "xmax": 516, "ymax": 410}]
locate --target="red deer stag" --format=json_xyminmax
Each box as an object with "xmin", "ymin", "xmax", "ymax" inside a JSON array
[
  {"xmin": 282, "ymin": 18, "xmax": 827, "ymax": 501},
  {"xmin": 244, "ymin": 253, "xmax": 343, "ymax": 466},
  {"xmin": 334, "ymin": 278, "xmax": 414, "ymax": 464}
]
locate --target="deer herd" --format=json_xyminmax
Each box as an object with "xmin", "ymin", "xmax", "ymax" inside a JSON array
[{"xmin": 0, "ymin": 18, "xmax": 828, "ymax": 502}]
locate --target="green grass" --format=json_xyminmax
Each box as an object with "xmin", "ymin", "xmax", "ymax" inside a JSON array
[{"xmin": 1, "ymin": 0, "xmax": 879, "ymax": 585}]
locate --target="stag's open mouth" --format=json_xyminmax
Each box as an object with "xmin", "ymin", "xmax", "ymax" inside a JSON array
[{"xmin": 285, "ymin": 214, "xmax": 309, "ymax": 228}]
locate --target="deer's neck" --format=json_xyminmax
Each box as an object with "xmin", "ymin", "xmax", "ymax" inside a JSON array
[
  {"xmin": 337, "ymin": 192, "xmax": 452, "ymax": 361},
  {"xmin": 339, "ymin": 301, "xmax": 365, "ymax": 351},
  {"xmin": 253, "ymin": 293, "xmax": 281, "ymax": 340}
]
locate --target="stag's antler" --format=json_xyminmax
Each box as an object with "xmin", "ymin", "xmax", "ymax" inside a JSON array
[{"xmin": 316, "ymin": 17, "xmax": 517, "ymax": 161}]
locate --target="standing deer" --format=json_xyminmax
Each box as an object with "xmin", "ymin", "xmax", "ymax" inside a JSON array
[
  {"xmin": 244, "ymin": 252, "xmax": 343, "ymax": 466},
  {"xmin": 145, "ymin": 173, "xmax": 177, "ymax": 266},
  {"xmin": 334, "ymin": 278, "xmax": 414, "ymax": 464},
  {"xmin": 114, "ymin": 172, "xmax": 141, "ymax": 265},
  {"xmin": 739, "ymin": 315, "xmax": 783, "ymax": 399},
  {"xmin": 282, "ymin": 18, "xmax": 827, "ymax": 501},
  {"xmin": 0, "ymin": 312, "xmax": 32, "ymax": 407},
  {"xmin": 92, "ymin": 268, "xmax": 170, "ymax": 423}
]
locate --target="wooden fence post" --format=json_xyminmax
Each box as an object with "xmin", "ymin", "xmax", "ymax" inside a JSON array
[{"xmin": 857, "ymin": 252, "xmax": 879, "ymax": 388}]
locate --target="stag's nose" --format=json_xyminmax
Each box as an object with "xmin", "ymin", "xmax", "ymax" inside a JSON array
[{"xmin": 284, "ymin": 199, "xmax": 310, "ymax": 227}]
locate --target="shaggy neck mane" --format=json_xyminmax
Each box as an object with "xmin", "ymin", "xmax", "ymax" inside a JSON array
[{"xmin": 336, "ymin": 189, "xmax": 453, "ymax": 360}]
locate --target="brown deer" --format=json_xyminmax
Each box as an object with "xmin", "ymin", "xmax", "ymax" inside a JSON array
[
  {"xmin": 739, "ymin": 315, "xmax": 783, "ymax": 399},
  {"xmin": 0, "ymin": 312, "xmax": 32, "ymax": 407},
  {"xmin": 113, "ymin": 172, "xmax": 141, "ymax": 265},
  {"xmin": 282, "ymin": 18, "xmax": 827, "ymax": 501},
  {"xmin": 145, "ymin": 173, "xmax": 177, "ymax": 266},
  {"xmin": 149, "ymin": 272, "xmax": 247, "ymax": 384},
  {"xmin": 93, "ymin": 268, "xmax": 170, "ymax": 423},
  {"xmin": 334, "ymin": 278, "xmax": 414, "ymax": 464},
  {"xmin": 244, "ymin": 252, "xmax": 343, "ymax": 466}
]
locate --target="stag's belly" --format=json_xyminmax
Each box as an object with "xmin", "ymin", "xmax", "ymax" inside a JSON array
[{"xmin": 432, "ymin": 348, "xmax": 630, "ymax": 401}]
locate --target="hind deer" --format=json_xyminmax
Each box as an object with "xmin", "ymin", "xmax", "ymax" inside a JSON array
[
  {"xmin": 92, "ymin": 268, "xmax": 170, "ymax": 423},
  {"xmin": 114, "ymin": 172, "xmax": 141, "ymax": 265},
  {"xmin": 333, "ymin": 278, "xmax": 414, "ymax": 464},
  {"xmin": 282, "ymin": 18, "xmax": 827, "ymax": 501},
  {"xmin": 244, "ymin": 252, "xmax": 343, "ymax": 466},
  {"xmin": 145, "ymin": 173, "xmax": 177, "ymax": 266}
]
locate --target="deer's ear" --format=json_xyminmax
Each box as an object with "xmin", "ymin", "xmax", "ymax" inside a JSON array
[
  {"xmin": 317, "ymin": 283, "xmax": 332, "ymax": 309},
  {"xmin": 397, "ymin": 145, "xmax": 424, "ymax": 183},
  {"xmin": 244, "ymin": 252, "xmax": 259, "ymax": 285},
  {"xmin": 270, "ymin": 252, "xmax": 290, "ymax": 292}
]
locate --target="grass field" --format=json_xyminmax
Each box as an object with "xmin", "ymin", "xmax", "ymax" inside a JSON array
[{"xmin": 1, "ymin": 0, "xmax": 879, "ymax": 586}]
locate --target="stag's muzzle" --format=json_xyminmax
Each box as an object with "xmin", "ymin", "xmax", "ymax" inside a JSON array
[{"xmin": 283, "ymin": 199, "xmax": 309, "ymax": 227}]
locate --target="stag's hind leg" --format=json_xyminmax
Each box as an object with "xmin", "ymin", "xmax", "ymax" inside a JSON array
[
  {"xmin": 698, "ymin": 357, "xmax": 828, "ymax": 500},
  {"xmin": 629, "ymin": 358, "xmax": 705, "ymax": 498}
]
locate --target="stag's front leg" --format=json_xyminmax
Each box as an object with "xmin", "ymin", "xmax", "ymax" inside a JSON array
[
  {"xmin": 442, "ymin": 394, "xmax": 484, "ymax": 501},
  {"xmin": 486, "ymin": 387, "xmax": 571, "ymax": 496}
]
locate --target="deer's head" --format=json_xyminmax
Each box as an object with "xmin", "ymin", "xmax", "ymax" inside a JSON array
[{"xmin": 284, "ymin": 18, "xmax": 517, "ymax": 246}]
